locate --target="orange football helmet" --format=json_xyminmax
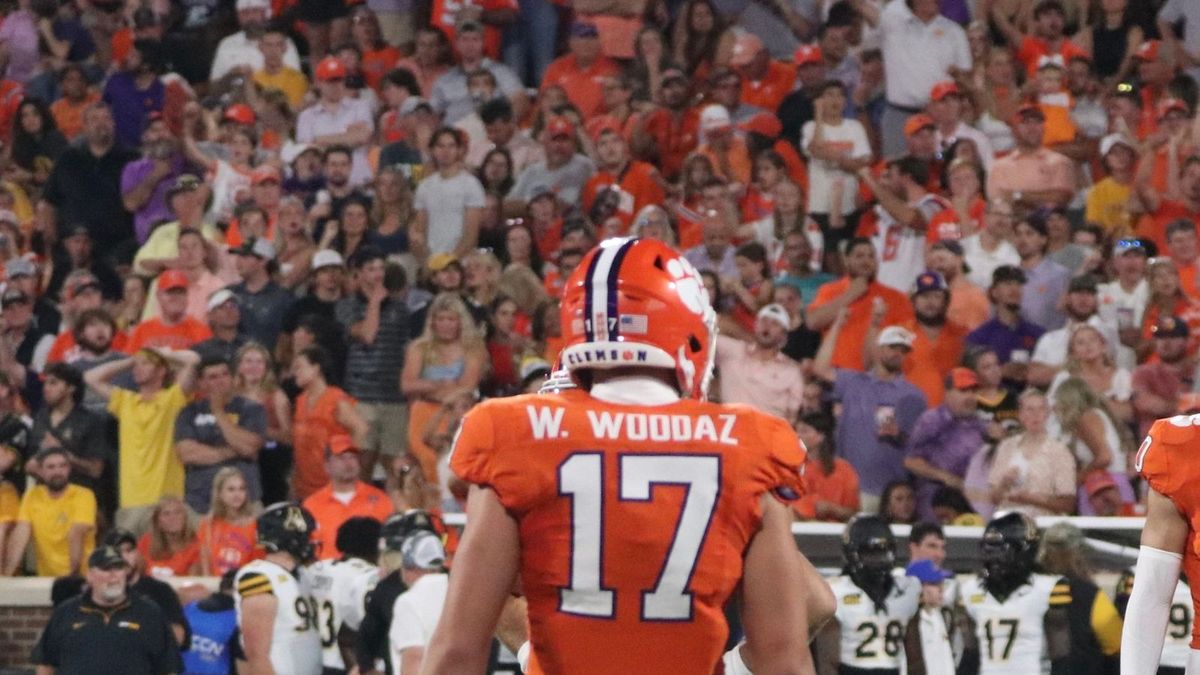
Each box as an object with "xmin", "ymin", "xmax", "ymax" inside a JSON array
[{"xmin": 559, "ymin": 237, "xmax": 718, "ymax": 398}]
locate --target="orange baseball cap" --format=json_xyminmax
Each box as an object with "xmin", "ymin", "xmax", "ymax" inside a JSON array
[
  {"xmin": 327, "ymin": 434, "xmax": 359, "ymax": 455},
  {"xmin": 589, "ymin": 115, "xmax": 622, "ymax": 142},
  {"xmin": 1134, "ymin": 40, "xmax": 1161, "ymax": 62},
  {"xmin": 904, "ymin": 113, "xmax": 935, "ymax": 137},
  {"xmin": 223, "ymin": 103, "xmax": 255, "ymax": 126},
  {"xmin": 793, "ymin": 44, "xmax": 823, "ymax": 67},
  {"xmin": 948, "ymin": 367, "xmax": 979, "ymax": 390},
  {"xmin": 929, "ymin": 80, "xmax": 960, "ymax": 101},
  {"xmin": 158, "ymin": 269, "xmax": 189, "ymax": 291},
  {"xmin": 315, "ymin": 56, "xmax": 347, "ymax": 81}
]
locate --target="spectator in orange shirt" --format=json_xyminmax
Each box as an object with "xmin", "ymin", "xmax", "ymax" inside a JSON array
[
  {"xmin": 1136, "ymin": 155, "xmax": 1200, "ymax": 255},
  {"xmin": 894, "ymin": 270, "xmax": 969, "ymax": 407},
  {"xmin": 793, "ymin": 410, "xmax": 860, "ymax": 522},
  {"xmin": 290, "ymin": 346, "xmax": 367, "ymax": 500},
  {"xmin": 927, "ymin": 240, "xmax": 990, "ymax": 331},
  {"xmin": 582, "ymin": 123, "xmax": 666, "ymax": 233},
  {"xmin": 730, "ymin": 32, "xmax": 795, "ymax": 113},
  {"xmin": 302, "ymin": 434, "xmax": 392, "ymax": 560},
  {"xmin": 351, "ymin": 7, "xmax": 401, "ymax": 93},
  {"xmin": 197, "ymin": 466, "xmax": 259, "ymax": 576},
  {"xmin": 49, "ymin": 65, "xmax": 98, "ymax": 142},
  {"xmin": 539, "ymin": 21, "xmax": 620, "ymax": 121},
  {"xmin": 632, "ymin": 66, "xmax": 700, "ymax": 181},
  {"xmin": 125, "ymin": 270, "xmax": 213, "ymax": 353},
  {"xmin": 806, "ymin": 237, "xmax": 916, "ymax": 371},
  {"xmin": 1134, "ymin": 98, "xmax": 1193, "ymax": 199},
  {"xmin": 696, "ymin": 104, "xmax": 752, "ymax": 190},
  {"xmin": 1132, "ymin": 40, "xmax": 1176, "ymax": 138},
  {"xmin": 137, "ymin": 496, "xmax": 200, "ymax": 579},
  {"xmin": 993, "ymin": 0, "xmax": 1090, "ymax": 77}
]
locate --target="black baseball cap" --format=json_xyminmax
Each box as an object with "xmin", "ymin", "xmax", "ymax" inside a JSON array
[
  {"xmin": 103, "ymin": 528, "xmax": 137, "ymax": 549},
  {"xmin": 88, "ymin": 546, "xmax": 130, "ymax": 570}
]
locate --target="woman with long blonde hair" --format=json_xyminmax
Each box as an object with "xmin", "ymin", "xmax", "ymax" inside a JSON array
[
  {"xmin": 234, "ymin": 342, "xmax": 292, "ymax": 505},
  {"xmin": 137, "ymin": 496, "xmax": 200, "ymax": 578},
  {"xmin": 197, "ymin": 467, "xmax": 260, "ymax": 576},
  {"xmin": 1054, "ymin": 376, "xmax": 1135, "ymax": 512},
  {"xmin": 1049, "ymin": 324, "xmax": 1133, "ymax": 422},
  {"xmin": 400, "ymin": 292, "xmax": 487, "ymax": 483}
]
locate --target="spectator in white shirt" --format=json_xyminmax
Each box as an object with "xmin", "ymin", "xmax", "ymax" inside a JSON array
[
  {"xmin": 874, "ymin": 0, "xmax": 971, "ymax": 158},
  {"xmin": 388, "ymin": 532, "xmax": 449, "ymax": 675},
  {"xmin": 209, "ymin": 0, "xmax": 302, "ymax": 82},
  {"xmin": 803, "ymin": 80, "xmax": 872, "ymax": 261},
  {"xmin": 414, "ymin": 128, "xmax": 486, "ymax": 258},
  {"xmin": 961, "ymin": 199, "xmax": 1020, "ymax": 289},
  {"xmin": 296, "ymin": 57, "xmax": 376, "ymax": 187},
  {"xmin": 1097, "ymin": 237, "xmax": 1150, "ymax": 347}
]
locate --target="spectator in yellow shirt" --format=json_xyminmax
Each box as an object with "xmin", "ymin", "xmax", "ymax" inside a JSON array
[
  {"xmin": 1085, "ymin": 134, "xmax": 1138, "ymax": 236},
  {"xmin": 85, "ymin": 347, "xmax": 200, "ymax": 534},
  {"xmin": 253, "ymin": 27, "xmax": 310, "ymax": 112},
  {"xmin": 2, "ymin": 448, "xmax": 96, "ymax": 576}
]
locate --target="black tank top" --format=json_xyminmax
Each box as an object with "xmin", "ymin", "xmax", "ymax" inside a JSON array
[{"xmin": 1091, "ymin": 23, "xmax": 1130, "ymax": 79}]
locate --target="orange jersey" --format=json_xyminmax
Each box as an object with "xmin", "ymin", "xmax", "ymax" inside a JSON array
[
  {"xmin": 581, "ymin": 161, "xmax": 666, "ymax": 233},
  {"xmin": 450, "ymin": 390, "xmax": 806, "ymax": 675},
  {"xmin": 1137, "ymin": 416, "xmax": 1200, "ymax": 648}
]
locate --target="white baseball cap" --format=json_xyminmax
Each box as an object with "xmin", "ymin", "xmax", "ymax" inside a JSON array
[
  {"xmin": 311, "ymin": 249, "xmax": 345, "ymax": 271},
  {"xmin": 401, "ymin": 531, "xmax": 446, "ymax": 571},
  {"xmin": 207, "ymin": 288, "xmax": 239, "ymax": 312},
  {"xmin": 1099, "ymin": 133, "xmax": 1134, "ymax": 158},
  {"xmin": 699, "ymin": 104, "xmax": 732, "ymax": 133},
  {"xmin": 756, "ymin": 303, "xmax": 790, "ymax": 329},
  {"xmin": 877, "ymin": 325, "xmax": 916, "ymax": 348}
]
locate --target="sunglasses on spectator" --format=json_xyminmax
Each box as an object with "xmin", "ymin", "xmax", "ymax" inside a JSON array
[{"xmin": 1114, "ymin": 238, "xmax": 1144, "ymax": 251}]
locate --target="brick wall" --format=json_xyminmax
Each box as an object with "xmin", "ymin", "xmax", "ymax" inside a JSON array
[{"xmin": 0, "ymin": 605, "xmax": 51, "ymax": 668}]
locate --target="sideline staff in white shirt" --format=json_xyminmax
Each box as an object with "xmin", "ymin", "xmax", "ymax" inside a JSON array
[{"xmin": 389, "ymin": 532, "xmax": 450, "ymax": 675}]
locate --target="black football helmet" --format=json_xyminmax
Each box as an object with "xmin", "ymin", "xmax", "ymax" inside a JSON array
[
  {"xmin": 980, "ymin": 512, "xmax": 1040, "ymax": 600},
  {"xmin": 843, "ymin": 515, "xmax": 897, "ymax": 609},
  {"xmin": 257, "ymin": 502, "xmax": 318, "ymax": 562},
  {"xmin": 380, "ymin": 509, "xmax": 447, "ymax": 553}
]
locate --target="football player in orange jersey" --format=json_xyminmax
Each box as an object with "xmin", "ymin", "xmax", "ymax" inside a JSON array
[
  {"xmin": 422, "ymin": 237, "xmax": 834, "ymax": 674},
  {"xmin": 1122, "ymin": 416, "xmax": 1200, "ymax": 673}
]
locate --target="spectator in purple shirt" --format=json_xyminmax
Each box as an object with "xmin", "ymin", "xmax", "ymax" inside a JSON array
[
  {"xmin": 966, "ymin": 264, "xmax": 1045, "ymax": 387},
  {"xmin": 903, "ymin": 367, "xmax": 992, "ymax": 521},
  {"xmin": 0, "ymin": 2, "xmax": 40, "ymax": 84},
  {"xmin": 813, "ymin": 316, "xmax": 928, "ymax": 512},
  {"xmin": 102, "ymin": 40, "xmax": 166, "ymax": 150},
  {"xmin": 120, "ymin": 114, "xmax": 189, "ymax": 244}
]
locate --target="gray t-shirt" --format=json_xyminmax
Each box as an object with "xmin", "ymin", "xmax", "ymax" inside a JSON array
[
  {"xmin": 335, "ymin": 294, "xmax": 413, "ymax": 403},
  {"xmin": 174, "ymin": 396, "xmax": 266, "ymax": 513},
  {"xmin": 414, "ymin": 170, "xmax": 487, "ymax": 255},
  {"xmin": 506, "ymin": 154, "xmax": 596, "ymax": 207}
]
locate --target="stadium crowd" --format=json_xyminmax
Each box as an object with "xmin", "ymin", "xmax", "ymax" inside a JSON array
[{"xmin": 0, "ymin": 0, "xmax": 1194, "ymax": 668}]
